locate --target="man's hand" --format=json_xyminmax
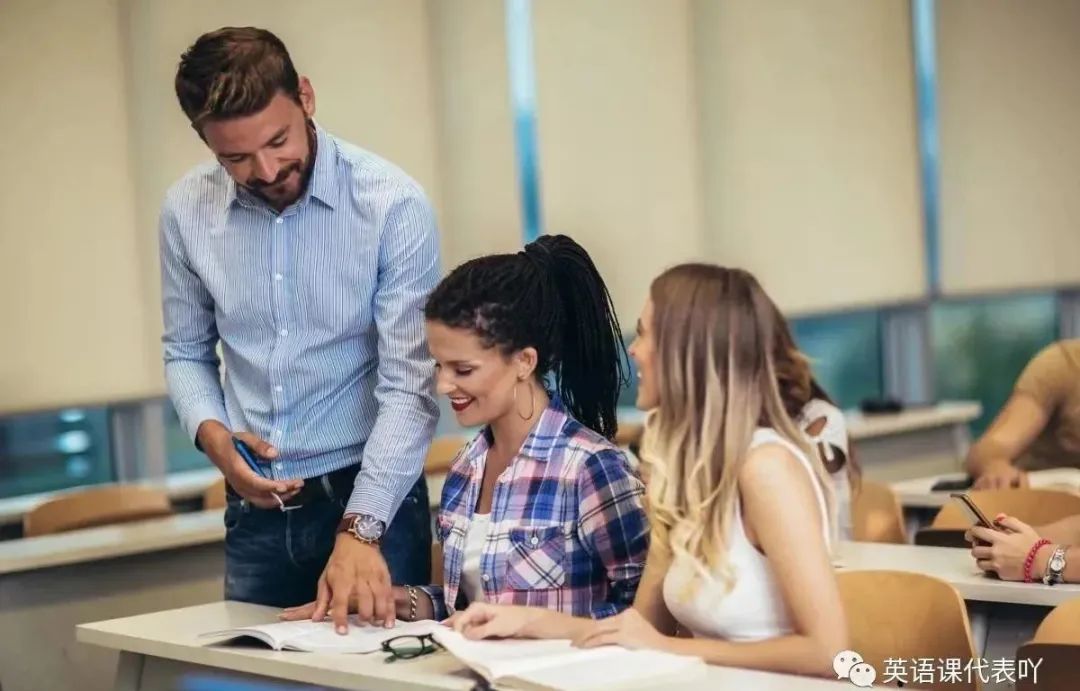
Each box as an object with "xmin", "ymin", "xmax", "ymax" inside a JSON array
[
  {"xmin": 972, "ymin": 460, "xmax": 1028, "ymax": 490},
  {"xmin": 313, "ymin": 534, "xmax": 396, "ymax": 633},
  {"xmin": 196, "ymin": 421, "xmax": 303, "ymax": 509}
]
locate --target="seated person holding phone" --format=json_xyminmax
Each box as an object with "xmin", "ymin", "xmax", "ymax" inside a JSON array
[
  {"xmin": 283, "ymin": 235, "xmax": 650, "ymax": 625},
  {"xmin": 964, "ymin": 501, "xmax": 1080, "ymax": 585},
  {"xmin": 965, "ymin": 340, "xmax": 1080, "ymax": 489}
]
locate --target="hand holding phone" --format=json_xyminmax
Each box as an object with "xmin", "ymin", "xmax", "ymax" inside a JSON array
[
  {"xmin": 950, "ymin": 492, "xmax": 999, "ymax": 546},
  {"xmin": 223, "ymin": 434, "xmax": 300, "ymax": 509}
]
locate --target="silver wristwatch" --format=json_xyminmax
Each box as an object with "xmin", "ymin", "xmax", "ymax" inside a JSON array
[
  {"xmin": 1042, "ymin": 546, "xmax": 1068, "ymax": 586},
  {"xmin": 338, "ymin": 513, "xmax": 385, "ymax": 544}
]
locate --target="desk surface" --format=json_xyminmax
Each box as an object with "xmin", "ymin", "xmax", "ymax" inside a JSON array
[
  {"xmin": 838, "ymin": 540, "xmax": 1080, "ymax": 608},
  {"xmin": 0, "ymin": 509, "xmax": 223, "ymax": 576},
  {"xmin": 891, "ymin": 468, "xmax": 1080, "ymax": 509},
  {"xmin": 78, "ymin": 601, "xmax": 851, "ymax": 691}
]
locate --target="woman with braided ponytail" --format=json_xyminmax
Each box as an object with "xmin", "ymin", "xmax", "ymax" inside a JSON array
[{"xmin": 283, "ymin": 234, "xmax": 649, "ymax": 624}]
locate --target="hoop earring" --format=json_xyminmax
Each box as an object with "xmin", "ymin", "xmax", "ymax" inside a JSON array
[{"xmin": 513, "ymin": 379, "xmax": 536, "ymax": 421}]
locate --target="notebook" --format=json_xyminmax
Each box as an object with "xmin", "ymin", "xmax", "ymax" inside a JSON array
[
  {"xmin": 200, "ymin": 618, "xmax": 439, "ymax": 654},
  {"xmin": 431, "ymin": 628, "xmax": 705, "ymax": 691}
]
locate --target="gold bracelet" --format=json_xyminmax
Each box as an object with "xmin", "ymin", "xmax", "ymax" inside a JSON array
[{"xmin": 406, "ymin": 585, "xmax": 419, "ymax": 622}]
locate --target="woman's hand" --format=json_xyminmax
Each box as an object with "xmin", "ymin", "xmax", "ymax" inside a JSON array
[
  {"xmin": 444, "ymin": 603, "xmax": 541, "ymax": 640},
  {"xmin": 572, "ymin": 608, "xmax": 670, "ymax": 651},
  {"xmin": 968, "ymin": 515, "xmax": 1045, "ymax": 581}
]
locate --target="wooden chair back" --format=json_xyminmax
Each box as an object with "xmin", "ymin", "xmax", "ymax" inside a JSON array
[
  {"xmin": 931, "ymin": 489, "xmax": 1080, "ymax": 529},
  {"xmin": 203, "ymin": 477, "xmax": 227, "ymax": 510},
  {"xmin": 425, "ymin": 436, "xmax": 467, "ymax": 476},
  {"xmin": 851, "ymin": 480, "xmax": 907, "ymax": 543},
  {"xmin": 24, "ymin": 485, "xmax": 173, "ymax": 537},
  {"xmin": 837, "ymin": 570, "xmax": 980, "ymax": 690}
]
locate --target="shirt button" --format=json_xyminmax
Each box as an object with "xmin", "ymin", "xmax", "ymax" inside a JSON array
[
  {"xmin": 530, "ymin": 537, "xmax": 539, "ymax": 546},
  {"xmin": 274, "ymin": 385, "xmax": 283, "ymax": 392},
  {"xmin": 275, "ymin": 217, "xmax": 284, "ymax": 225},
  {"xmin": 279, "ymin": 328, "xmax": 289, "ymax": 337},
  {"xmin": 481, "ymin": 574, "xmax": 490, "ymax": 582},
  {"xmin": 274, "ymin": 429, "xmax": 282, "ymax": 437},
  {"xmin": 274, "ymin": 273, "xmax": 283, "ymax": 281}
]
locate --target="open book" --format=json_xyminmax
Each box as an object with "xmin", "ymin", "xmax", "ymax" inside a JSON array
[
  {"xmin": 432, "ymin": 628, "xmax": 705, "ymax": 691},
  {"xmin": 201, "ymin": 618, "xmax": 439, "ymax": 654}
]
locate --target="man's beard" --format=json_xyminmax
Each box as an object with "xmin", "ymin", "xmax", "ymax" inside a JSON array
[{"xmin": 242, "ymin": 120, "xmax": 318, "ymax": 206}]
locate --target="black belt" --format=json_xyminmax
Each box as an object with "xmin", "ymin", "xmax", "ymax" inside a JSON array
[{"xmin": 226, "ymin": 464, "xmax": 360, "ymax": 507}]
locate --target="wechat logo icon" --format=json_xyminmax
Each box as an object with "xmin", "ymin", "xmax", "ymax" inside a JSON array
[{"xmin": 834, "ymin": 650, "xmax": 876, "ymax": 688}]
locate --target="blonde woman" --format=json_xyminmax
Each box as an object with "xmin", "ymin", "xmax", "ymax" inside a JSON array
[{"xmin": 445, "ymin": 264, "xmax": 847, "ymax": 677}]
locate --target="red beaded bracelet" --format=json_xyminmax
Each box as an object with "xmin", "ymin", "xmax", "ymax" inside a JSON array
[{"xmin": 1023, "ymin": 539, "xmax": 1052, "ymax": 583}]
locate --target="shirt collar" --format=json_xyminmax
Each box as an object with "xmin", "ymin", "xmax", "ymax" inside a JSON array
[
  {"xmin": 462, "ymin": 395, "xmax": 571, "ymax": 466},
  {"xmin": 222, "ymin": 122, "xmax": 338, "ymax": 212}
]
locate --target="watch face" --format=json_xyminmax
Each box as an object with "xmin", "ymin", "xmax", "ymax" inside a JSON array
[
  {"xmin": 1050, "ymin": 553, "xmax": 1066, "ymax": 570},
  {"xmin": 354, "ymin": 515, "xmax": 385, "ymax": 541}
]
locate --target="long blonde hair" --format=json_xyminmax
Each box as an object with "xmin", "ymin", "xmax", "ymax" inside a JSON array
[{"xmin": 640, "ymin": 265, "xmax": 835, "ymax": 596}]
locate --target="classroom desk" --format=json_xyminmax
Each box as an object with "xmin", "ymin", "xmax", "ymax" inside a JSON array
[
  {"xmin": 0, "ymin": 511, "xmax": 226, "ymax": 691},
  {"xmin": 838, "ymin": 540, "xmax": 1080, "ymax": 676},
  {"xmin": 77, "ymin": 601, "xmax": 854, "ymax": 691}
]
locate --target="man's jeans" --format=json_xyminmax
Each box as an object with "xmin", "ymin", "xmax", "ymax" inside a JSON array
[{"xmin": 223, "ymin": 468, "xmax": 431, "ymax": 608}]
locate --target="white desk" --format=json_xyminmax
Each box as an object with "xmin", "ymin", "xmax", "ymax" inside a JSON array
[
  {"xmin": 837, "ymin": 541, "xmax": 1080, "ymax": 609},
  {"xmin": 0, "ymin": 511, "xmax": 226, "ymax": 691},
  {"xmin": 77, "ymin": 601, "xmax": 852, "ymax": 691},
  {"xmin": 891, "ymin": 468, "xmax": 1080, "ymax": 510},
  {"xmin": 0, "ymin": 510, "xmax": 224, "ymax": 576}
]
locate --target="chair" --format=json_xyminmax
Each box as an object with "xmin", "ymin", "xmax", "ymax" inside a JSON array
[
  {"xmin": 1015, "ymin": 596, "xmax": 1080, "ymax": 691},
  {"xmin": 930, "ymin": 489, "xmax": 1080, "ymax": 530},
  {"xmin": 23, "ymin": 485, "xmax": 173, "ymax": 537},
  {"xmin": 851, "ymin": 480, "xmax": 907, "ymax": 544},
  {"xmin": 425, "ymin": 436, "xmax": 467, "ymax": 476},
  {"xmin": 837, "ymin": 570, "xmax": 980, "ymax": 690},
  {"xmin": 918, "ymin": 488, "xmax": 1080, "ymax": 548},
  {"xmin": 203, "ymin": 477, "xmax": 227, "ymax": 510}
]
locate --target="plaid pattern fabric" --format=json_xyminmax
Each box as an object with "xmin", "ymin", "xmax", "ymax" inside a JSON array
[{"xmin": 421, "ymin": 397, "xmax": 649, "ymax": 620}]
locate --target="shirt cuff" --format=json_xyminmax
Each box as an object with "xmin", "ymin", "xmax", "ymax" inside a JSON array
[
  {"xmin": 345, "ymin": 484, "xmax": 397, "ymax": 525},
  {"xmin": 176, "ymin": 397, "xmax": 230, "ymax": 446}
]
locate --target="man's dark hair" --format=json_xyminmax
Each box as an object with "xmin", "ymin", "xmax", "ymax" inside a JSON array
[{"xmin": 175, "ymin": 27, "xmax": 301, "ymax": 129}]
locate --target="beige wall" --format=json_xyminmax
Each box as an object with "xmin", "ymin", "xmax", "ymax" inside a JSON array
[
  {"xmin": 694, "ymin": 0, "xmax": 926, "ymax": 314},
  {"xmin": 0, "ymin": 0, "xmax": 155, "ymax": 413},
  {"xmin": 532, "ymin": 0, "xmax": 704, "ymax": 325},
  {"xmin": 426, "ymin": 0, "xmax": 522, "ymax": 268},
  {"xmin": 937, "ymin": 0, "xmax": 1080, "ymax": 295},
  {"xmin": 122, "ymin": 0, "xmax": 445, "ymax": 385}
]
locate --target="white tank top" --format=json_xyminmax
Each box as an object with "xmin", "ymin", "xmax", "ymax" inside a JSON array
[
  {"xmin": 661, "ymin": 428, "xmax": 831, "ymax": 642},
  {"xmin": 459, "ymin": 514, "xmax": 490, "ymax": 604}
]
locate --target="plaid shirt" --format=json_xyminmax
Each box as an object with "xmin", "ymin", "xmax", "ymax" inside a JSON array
[{"xmin": 421, "ymin": 398, "xmax": 649, "ymax": 620}]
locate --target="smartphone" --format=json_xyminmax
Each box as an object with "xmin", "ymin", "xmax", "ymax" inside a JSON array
[
  {"xmin": 949, "ymin": 492, "xmax": 1000, "ymax": 549},
  {"xmin": 232, "ymin": 437, "xmax": 267, "ymax": 478}
]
